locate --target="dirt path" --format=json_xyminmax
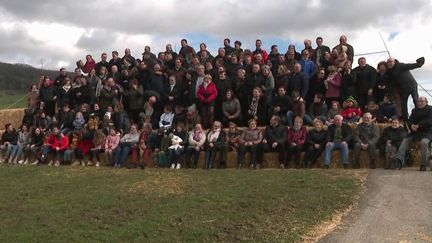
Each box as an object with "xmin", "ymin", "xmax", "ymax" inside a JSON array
[{"xmin": 320, "ymin": 169, "xmax": 432, "ymax": 243}]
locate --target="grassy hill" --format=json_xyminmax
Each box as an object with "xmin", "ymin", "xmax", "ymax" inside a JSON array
[{"xmin": 0, "ymin": 167, "xmax": 364, "ymax": 242}]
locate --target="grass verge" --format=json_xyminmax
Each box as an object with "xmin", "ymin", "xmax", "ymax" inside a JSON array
[{"xmin": 0, "ymin": 167, "xmax": 364, "ymax": 242}]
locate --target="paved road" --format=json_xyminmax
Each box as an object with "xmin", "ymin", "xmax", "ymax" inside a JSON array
[{"xmin": 320, "ymin": 169, "xmax": 432, "ymax": 243}]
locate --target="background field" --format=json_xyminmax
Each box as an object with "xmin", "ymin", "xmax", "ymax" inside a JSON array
[{"xmin": 0, "ymin": 167, "xmax": 364, "ymax": 242}]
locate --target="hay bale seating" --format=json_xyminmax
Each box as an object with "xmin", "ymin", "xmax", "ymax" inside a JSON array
[{"xmin": 0, "ymin": 108, "xmax": 422, "ymax": 168}]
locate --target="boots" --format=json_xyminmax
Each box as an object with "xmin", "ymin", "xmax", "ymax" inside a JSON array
[{"xmin": 369, "ymin": 159, "xmax": 376, "ymax": 169}]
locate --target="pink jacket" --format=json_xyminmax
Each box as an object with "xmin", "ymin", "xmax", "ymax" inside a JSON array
[
  {"xmin": 325, "ymin": 73, "xmax": 342, "ymax": 99},
  {"xmin": 105, "ymin": 134, "xmax": 120, "ymax": 150}
]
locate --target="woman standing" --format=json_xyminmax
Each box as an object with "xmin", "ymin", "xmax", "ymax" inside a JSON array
[{"xmin": 197, "ymin": 74, "xmax": 218, "ymax": 129}]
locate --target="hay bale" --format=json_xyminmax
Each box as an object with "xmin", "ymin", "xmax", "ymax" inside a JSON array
[{"xmin": 0, "ymin": 108, "xmax": 24, "ymax": 129}]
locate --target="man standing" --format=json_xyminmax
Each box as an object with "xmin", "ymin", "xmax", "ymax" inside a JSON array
[
  {"xmin": 353, "ymin": 112, "xmax": 380, "ymax": 169},
  {"xmin": 223, "ymin": 38, "xmax": 235, "ymax": 57},
  {"xmin": 351, "ymin": 57, "xmax": 377, "ymax": 109},
  {"xmin": 333, "ymin": 35, "xmax": 354, "ymax": 62},
  {"xmin": 314, "ymin": 37, "xmax": 330, "ymax": 67},
  {"xmin": 386, "ymin": 57, "xmax": 425, "ymax": 121},
  {"xmin": 393, "ymin": 97, "xmax": 432, "ymax": 171},
  {"xmin": 324, "ymin": 115, "xmax": 352, "ymax": 169}
]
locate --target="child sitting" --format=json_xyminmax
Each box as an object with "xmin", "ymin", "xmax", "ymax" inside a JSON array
[
  {"xmin": 327, "ymin": 101, "xmax": 342, "ymax": 124},
  {"xmin": 341, "ymin": 96, "xmax": 362, "ymax": 123},
  {"xmin": 159, "ymin": 104, "xmax": 175, "ymax": 130}
]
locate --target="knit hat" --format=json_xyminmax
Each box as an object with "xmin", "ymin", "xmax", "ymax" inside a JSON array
[{"xmin": 343, "ymin": 96, "xmax": 358, "ymax": 107}]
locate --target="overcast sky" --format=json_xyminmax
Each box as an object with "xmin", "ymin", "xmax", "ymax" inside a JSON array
[{"xmin": 1, "ymin": 0, "xmax": 431, "ymax": 85}]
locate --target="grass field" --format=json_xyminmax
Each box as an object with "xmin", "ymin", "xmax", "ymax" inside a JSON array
[
  {"xmin": 0, "ymin": 167, "xmax": 364, "ymax": 242},
  {"xmin": 0, "ymin": 90, "xmax": 27, "ymax": 109}
]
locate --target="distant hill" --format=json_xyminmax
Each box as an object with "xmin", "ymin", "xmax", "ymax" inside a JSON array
[{"xmin": 0, "ymin": 62, "xmax": 71, "ymax": 90}]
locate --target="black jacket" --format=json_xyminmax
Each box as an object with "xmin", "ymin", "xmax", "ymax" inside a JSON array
[
  {"xmin": 1, "ymin": 129, "xmax": 18, "ymax": 145},
  {"xmin": 379, "ymin": 126, "xmax": 407, "ymax": 149},
  {"xmin": 263, "ymin": 124, "xmax": 287, "ymax": 144},
  {"xmin": 326, "ymin": 123, "xmax": 352, "ymax": 143},
  {"xmin": 408, "ymin": 105, "xmax": 432, "ymax": 140},
  {"xmin": 351, "ymin": 64, "xmax": 377, "ymax": 95},
  {"xmin": 306, "ymin": 129, "xmax": 327, "ymax": 147},
  {"xmin": 387, "ymin": 60, "xmax": 423, "ymax": 96}
]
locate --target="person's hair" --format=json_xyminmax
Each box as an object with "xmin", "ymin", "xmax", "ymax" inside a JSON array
[
  {"xmin": 377, "ymin": 61, "xmax": 387, "ymax": 69},
  {"xmin": 224, "ymin": 38, "xmax": 230, "ymax": 43},
  {"xmin": 129, "ymin": 78, "xmax": 139, "ymax": 88},
  {"xmin": 228, "ymin": 121, "xmax": 237, "ymax": 128},
  {"xmin": 248, "ymin": 119, "xmax": 257, "ymax": 126},
  {"xmin": 327, "ymin": 65, "xmax": 337, "ymax": 73},
  {"xmin": 234, "ymin": 40, "xmax": 241, "ymax": 46},
  {"xmin": 181, "ymin": 38, "xmax": 187, "ymax": 43},
  {"xmin": 316, "ymin": 36, "xmax": 323, "ymax": 41},
  {"xmin": 112, "ymin": 50, "xmax": 118, "ymax": 55},
  {"xmin": 164, "ymin": 104, "xmax": 172, "ymax": 112},
  {"xmin": 204, "ymin": 74, "xmax": 213, "ymax": 82},
  {"xmin": 225, "ymin": 89, "xmax": 236, "ymax": 100},
  {"xmin": 271, "ymin": 115, "xmax": 281, "ymax": 123},
  {"xmin": 313, "ymin": 118, "xmax": 324, "ymax": 126}
]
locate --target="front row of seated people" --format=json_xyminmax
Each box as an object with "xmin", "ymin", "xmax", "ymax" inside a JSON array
[{"xmin": 0, "ymin": 97, "xmax": 431, "ymax": 171}]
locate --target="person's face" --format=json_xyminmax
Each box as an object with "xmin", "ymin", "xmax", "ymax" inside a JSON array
[
  {"xmin": 252, "ymin": 65, "xmax": 260, "ymax": 73},
  {"xmin": 417, "ymin": 98, "xmax": 427, "ymax": 109},
  {"xmin": 387, "ymin": 58, "xmax": 395, "ymax": 69},
  {"xmin": 197, "ymin": 66, "xmax": 205, "ymax": 76},
  {"xmin": 318, "ymin": 70, "xmax": 325, "ymax": 78},
  {"xmin": 358, "ymin": 58, "xmax": 366, "ymax": 67},
  {"xmin": 60, "ymin": 69, "xmax": 66, "ymax": 76},
  {"xmin": 278, "ymin": 88, "xmax": 286, "ymax": 96},
  {"xmin": 346, "ymin": 101, "xmax": 353, "ymax": 107},
  {"xmin": 7, "ymin": 125, "xmax": 13, "ymax": 132},
  {"xmin": 378, "ymin": 64, "xmax": 387, "ymax": 73},
  {"xmin": 195, "ymin": 124, "xmax": 202, "ymax": 131},
  {"xmin": 131, "ymin": 125, "xmax": 137, "ymax": 133},
  {"xmin": 229, "ymin": 125, "xmax": 236, "ymax": 132},
  {"xmin": 224, "ymin": 39, "xmax": 229, "ymax": 46},
  {"xmin": 169, "ymin": 77, "xmax": 176, "ymax": 85},
  {"xmin": 181, "ymin": 40, "xmax": 187, "ymax": 47},
  {"xmin": 145, "ymin": 46, "xmax": 150, "ymax": 52},
  {"xmin": 94, "ymin": 104, "xmax": 99, "ymax": 110},
  {"xmin": 294, "ymin": 118, "xmax": 303, "ymax": 127},
  {"xmin": 262, "ymin": 68, "xmax": 270, "ymax": 76},
  {"xmin": 125, "ymin": 48, "xmax": 131, "ymax": 55},
  {"xmin": 175, "ymin": 59, "xmax": 182, "ymax": 67},
  {"xmin": 176, "ymin": 125, "xmax": 183, "ymax": 132},
  {"xmin": 255, "ymin": 40, "xmax": 261, "ymax": 48},
  {"xmin": 112, "ymin": 52, "xmax": 118, "ymax": 59},
  {"xmin": 111, "ymin": 65, "xmax": 118, "ymax": 73},
  {"xmin": 35, "ymin": 128, "xmax": 41, "ymax": 135},
  {"xmin": 302, "ymin": 51, "xmax": 309, "ymax": 59},
  {"xmin": 363, "ymin": 114, "xmax": 372, "ymax": 124},
  {"xmin": 391, "ymin": 119, "xmax": 400, "ymax": 128},
  {"xmin": 314, "ymin": 121, "xmax": 323, "ymax": 131},
  {"xmin": 212, "ymin": 122, "xmax": 221, "ymax": 130},
  {"xmin": 334, "ymin": 117, "xmax": 343, "ymax": 126},
  {"xmin": 110, "ymin": 129, "xmax": 115, "ymax": 136},
  {"xmin": 238, "ymin": 70, "xmax": 245, "ymax": 79},
  {"xmin": 313, "ymin": 95, "xmax": 321, "ymax": 103},
  {"xmin": 166, "ymin": 44, "xmax": 172, "ymax": 51},
  {"xmin": 154, "ymin": 64, "xmax": 161, "ymax": 72},
  {"xmin": 316, "ymin": 38, "xmax": 323, "ymax": 46},
  {"xmin": 270, "ymin": 117, "xmax": 278, "ymax": 126},
  {"xmin": 53, "ymin": 127, "xmax": 59, "ymax": 135},
  {"xmin": 340, "ymin": 35, "xmax": 347, "ymax": 44},
  {"xmin": 332, "ymin": 103, "xmax": 338, "ymax": 109},
  {"xmin": 249, "ymin": 121, "xmax": 257, "ymax": 129},
  {"xmin": 226, "ymin": 91, "xmax": 232, "ymax": 99},
  {"xmin": 253, "ymin": 89, "xmax": 260, "ymax": 97},
  {"xmin": 294, "ymin": 64, "xmax": 301, "ymax": 73}
]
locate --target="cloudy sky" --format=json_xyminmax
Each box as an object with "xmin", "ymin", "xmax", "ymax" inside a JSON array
[{"xmin": 1, "ymin": 0, "xmax": 431, "ymax": 86}]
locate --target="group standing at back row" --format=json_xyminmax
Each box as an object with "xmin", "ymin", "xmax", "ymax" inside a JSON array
[{"xmin": 0, "ymin": 35, "xmax": 430, "ymax": 170}]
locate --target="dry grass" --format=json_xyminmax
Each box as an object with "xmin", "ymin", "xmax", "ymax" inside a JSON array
[{"xmin": 302, "ymin": 170, "xmax": 369, "ymax": 243}]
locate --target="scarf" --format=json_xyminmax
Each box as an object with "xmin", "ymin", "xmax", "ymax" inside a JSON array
[
  {"xmin": 193, "ymin": 128, "xmax": 202, "ymax": 142},
  {"xmin": 248, "ymin": 97, "xmax": 259, "ymax": 116},
  {"xmin": 62, "ymin": 84, "xmax": 71, "ymax": 92},
  {"xmin": 293, "ymin": 124, "xmax": 301, "ymax": 132},
  {"xmin": 209, "ymin": 128, "xmax": 221, "ymax": 143}
]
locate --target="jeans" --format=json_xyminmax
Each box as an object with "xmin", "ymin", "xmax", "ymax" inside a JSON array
[
  {"xmin": 396, "ymin": 137, "xmax": 430, "ymax": 166},
  {"xmin": 324, "ymin": 141, "xmax": 349, "ymax": 165},
  {"xmin": 114, "ymin": 144, "xmax": 133, "ymax": 166},
  {"xmin": 169, "ymin": 147, "xmax": 184, "ymax": 165}
]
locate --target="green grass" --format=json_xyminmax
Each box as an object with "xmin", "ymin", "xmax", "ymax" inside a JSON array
[
  {"xmin": 0, "ymin": 167, "xmax": 363, "ymax": 242},
  {"xmin": 0, "ymin": 90, "xmax": 27, "ymax": 109}
]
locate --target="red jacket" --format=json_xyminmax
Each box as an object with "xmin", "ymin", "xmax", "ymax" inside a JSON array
[
  {"xmin": 83, "ymin": 59, "xmax": 96, "ymax": 74},
  {"xmin": 341, "ymin": 107, "xmax": 363, "ymax": 119},
  {"xmin": 197, "ymin": 82, "xmax": 218, "ymax": 105},
  {"xmin": 51, "ymin": 136, "xmax": 69, "ymax": 151},
  {"xmin": 288, "ymin": 126, "xmax": 307, "ymax": 145}
]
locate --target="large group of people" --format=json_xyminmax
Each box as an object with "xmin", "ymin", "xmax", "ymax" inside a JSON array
[{"xmin": 0, "ymin": 35, "xmax": 430, "ymax": 171}]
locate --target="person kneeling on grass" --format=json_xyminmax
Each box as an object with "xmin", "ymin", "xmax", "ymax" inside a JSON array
[
  {"xmin": 324, "ymin": 115, "xmax": 352, "ymax": 169},
  {"xmin": 237, "ymin": 119, "xmax": 262, "ymax": 169}
]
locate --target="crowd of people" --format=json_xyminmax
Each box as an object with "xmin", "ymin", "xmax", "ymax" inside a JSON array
[{"xmin": 0, "ymin": 35, "xmax": 430, "ymax": 170}]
